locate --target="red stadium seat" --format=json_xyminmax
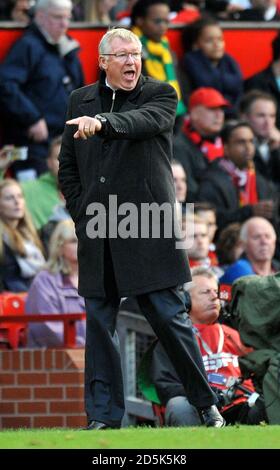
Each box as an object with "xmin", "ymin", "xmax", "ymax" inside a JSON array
[{"xmin": 0, "ymin": 292, "xmax": 27, "ymax": 349}]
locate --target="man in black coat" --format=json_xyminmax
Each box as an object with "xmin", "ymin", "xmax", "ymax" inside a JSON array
[
  {"xmin": 58, "ymin": 28, "xmax": 224, "ymax": 429},
  {"xmin": 149, "ymin": 267, "xmax": 267, "ymax": 426}
]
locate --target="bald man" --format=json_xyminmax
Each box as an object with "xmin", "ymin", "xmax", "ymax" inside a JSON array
[{"xmin": 239, "ymin": 216, "xmax": 278, "ymax": 276}]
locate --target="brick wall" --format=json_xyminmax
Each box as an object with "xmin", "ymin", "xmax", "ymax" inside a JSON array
[{"xmin": 0, "ymin": 349, "xmax": 87, "ymax": 429}]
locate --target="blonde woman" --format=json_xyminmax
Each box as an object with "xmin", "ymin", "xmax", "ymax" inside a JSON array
[
  {"xmin": 0, "ymin": 179, "xmax": 45, "ymax": 292},
  {"xmin": 26, "ymin": 219, "xmax": 85, "ymax": 347}
]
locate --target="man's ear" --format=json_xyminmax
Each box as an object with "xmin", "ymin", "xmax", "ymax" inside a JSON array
[
  {"xmin": 189, "ymin": 106, "xmax": 200, "ymax": 127},
  {"xmin": 99, "ymin": 57, "xmax": 107, "ymax": 71}
]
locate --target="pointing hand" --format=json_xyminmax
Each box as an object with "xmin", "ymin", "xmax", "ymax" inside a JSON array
[{"xmin": 66, "ymin": 116, "xmax": 102, "ymax": 140}]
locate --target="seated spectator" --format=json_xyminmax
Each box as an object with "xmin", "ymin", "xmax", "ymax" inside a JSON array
[
  {"xmin": 26, "ymin": 219, "xmax": 85, "ymax": 348},
  {"xmin": 173, "ymin": 87, "xmax": 228, "ymax": 201},
  {"xmin": 116, "ymin": 0, "xmax": 138, "ymax": 25},
  {"xmin": 171, "ymin": 159, "xmax": 187, "ymax": 204},
  {"xmin": 169, "ymin": 1, "xmax": 200, "ymax": 23},
  {"xmin": 220, "ymin": 216, "xmax": 279, "ymax": 284},
  {"xmin": 82, "ymin": 0, "xmax": 118, "ymax": 24},
  {"xmin": 149, "ymin": 267, "xmax": 267, "ymax": 426},
  {"xmin": 240, "ymin": 90, "xmax": 280, "ymax": 189},
  {"xmin": 219, "ymin": 258, "xmax": 254, "ymax": 285},
  {"xmin": 241, "ymin": 217, "xmax": 279, "ymax": 275},
  {"xmin": 203, "ymin": 0, "xmax": 250, "ymax": 20},
  {"xmin": 244, "ymin": 33, "xmax": 280, "ymax": 129},
  {"xmin": 194, "ymin": 201, "xmax": 217, "ymax": 250},
  {"xmin": 0, "ymin": 179, "xmax": 45, "ymax": 292},
  {"xmin": 0, "ymin": 0, "xmax": 33, "ymax": 23},
  {"xmin": 194, "ymin": 202, "xmax": 219, "ymax": 267},
  {"xmin": 216, "ymin": 222, "xmax": 243, "ymax": 268},
  {"xmin": 131, "ymin": 0, "xmax": 186, "ymax": 122},
  {"xmin": 0, "ymin": 0, "xmax": 84, "ymax": 179},
  {"xmin": 40, "ymin": 200, "xmax": 71, "ymax": 255},
  {"xmin": 71, "ymin": 0, "xmax": 84, "ymax": 20},
  {"xmin": 1, "ymin": 136, "xmax": 65, "ymax": 231},
  {"xmin": 181, "ymin": 16, "xmax": 243, "ymax": 114},
  {"xmin": 229, "ymin": 0, "xmax": 280, "ymax": 20},
  {"xmin": 184, "ymin": 214, "xmax": 223, "ymax": 276},
  {"xmin": 197, "ymin": 120, "xmax": 276, "ymax": 231}
]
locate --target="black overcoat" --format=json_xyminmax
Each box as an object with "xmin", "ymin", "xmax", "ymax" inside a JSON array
[{"xmin": 58, "ymin": 75, "xmax": 190, "ymax": 297}]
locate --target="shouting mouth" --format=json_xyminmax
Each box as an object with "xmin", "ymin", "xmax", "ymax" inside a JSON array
[{"xmin": 124, "ymin": 70, "xmax": 136, "ymax": 80}]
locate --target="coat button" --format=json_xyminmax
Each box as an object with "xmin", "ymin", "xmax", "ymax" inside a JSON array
[{"xmin": 100, "ymin": 176, "xmax": 106, "ymax": 183}]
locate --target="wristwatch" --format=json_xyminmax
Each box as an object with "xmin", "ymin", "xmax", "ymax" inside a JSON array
[{"xmin": 94, "ymin": 114, "xmax": 107, "ymax": 130}]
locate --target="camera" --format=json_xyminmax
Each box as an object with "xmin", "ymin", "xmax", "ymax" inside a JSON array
[
  {"xmin": 2, "ymin": 146, "xmax": 28, "ymax": 162},
  {"xmin": 212, "ymin": 376, "xmax": 261, "ymax": 409},
  {"xmin": 217, "ymin": 284, "xmax": 239, "ymax": 329}
]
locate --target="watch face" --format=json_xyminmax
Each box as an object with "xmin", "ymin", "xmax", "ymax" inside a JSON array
[{"xmin": 96, "ymin": 114, "xmax": 106, "ymax": 123}]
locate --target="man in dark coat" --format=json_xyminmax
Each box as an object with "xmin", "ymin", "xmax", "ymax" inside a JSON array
[
  {"xmin": 58, "ymin": 28, "xmax": 225, "ymax": 430},
  {"xmin": 149, "ymin": 267, "xmax": 267, "ymax": 426},
  {"xmin": 197, "ymin": 121, "xmax": 276, "ymax": 232},
  {"xmin": 244, "ymin": 33, "xmax": 280, "ymax": 129},
  {"xmin": 239, "ymin": 90, "xmax": 280, "ymax": 190},
  {"xmin": 173, "ymin": 87, "xmax": 228, "ymax": 202},
  {"xmin": 0, "ymin": 0, "xmax": 84, "ymax": 178}
]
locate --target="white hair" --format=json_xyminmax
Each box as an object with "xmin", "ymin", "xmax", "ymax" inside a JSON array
[
  {"xmin": 240, "ymin": 217, "xmax": 276, "ymax": 243},
  {"xmin": 184, "ymin": 267, "xmax": 218, "ymax": 292},
  {"xmin": 35, "ymin": 0, "xmax": 73, "ymax": 11},
  {"xmin": 239, "ymin": 220, "xmax": 250, "ymax": 243},
  {"xmin": 99, "ymin": 28, "xmax": 142, "ymax": 55}
]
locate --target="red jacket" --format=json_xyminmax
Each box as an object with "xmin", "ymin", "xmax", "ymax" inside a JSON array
[{"xmin": 195, "ymin": 323, "xmax": 254, "ymax": 409}]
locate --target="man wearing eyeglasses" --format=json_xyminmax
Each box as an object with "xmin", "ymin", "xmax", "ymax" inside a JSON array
[
  {"xmin": 0, "ymin": 0, "xmax": 84, "ymax": 179},
  {"xmin": 59, "ymin": 28, "xmax": 225, "ymax": 430}
]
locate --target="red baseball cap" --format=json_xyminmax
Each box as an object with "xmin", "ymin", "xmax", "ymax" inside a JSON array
[{"xmin": 189, "ymin": 87, "xmax": 230, "ymax": 110}]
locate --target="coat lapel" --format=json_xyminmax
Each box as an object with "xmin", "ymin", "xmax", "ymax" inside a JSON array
[
  {"xmin": 77, "ymin": 74, "xmax": 146, "ymax": 115},
  {"xmin": 78, "ymin": 84, "xmax": 102, "ymax": 117}
]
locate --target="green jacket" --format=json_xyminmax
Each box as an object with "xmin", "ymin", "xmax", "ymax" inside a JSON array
[
  {"xmin": 230, "ymin": 273, "xmax": 280, "ymax": 423},
  {"xmin": 21, "ymin": 172, "xmax": 60, "ymax": 229},
  {"xmin": 230, "ymin": 273, "xmax": 280, "ymax": 352}
]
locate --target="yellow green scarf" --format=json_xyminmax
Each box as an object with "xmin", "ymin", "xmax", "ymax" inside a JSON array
[{"xmin": 132, "ymin": 26, "xmax": 186, "ymax": 117}]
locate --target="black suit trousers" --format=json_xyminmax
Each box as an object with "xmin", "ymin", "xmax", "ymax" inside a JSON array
[{"xmin": 84, "ymin": 248, "xmax": 216, "ymax": 427}]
